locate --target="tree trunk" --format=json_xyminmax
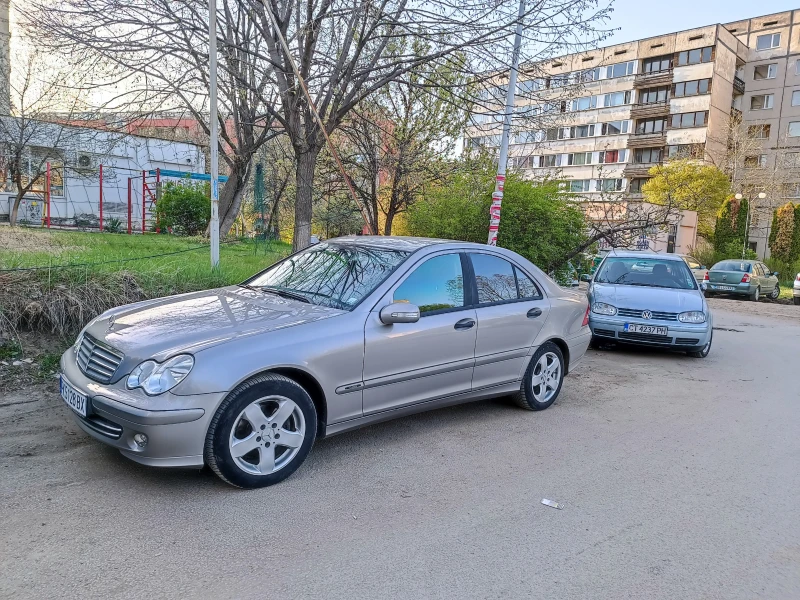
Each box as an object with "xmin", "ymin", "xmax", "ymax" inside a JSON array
[
  {"xmin": 293, "ymin": 147, "xmax": 320, "ymax": 251},
  {"xmin": 9, "ymin": 191, "xmax": 23, "ymax": 227},
  {"xmin": 383, "ymin": 209, "xmax": 395, "ymax": 236},
  {"xmin": 218, "ymin": 159, "xmax": 253, "ymax": 236}
]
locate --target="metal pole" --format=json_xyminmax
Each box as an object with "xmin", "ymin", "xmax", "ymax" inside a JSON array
[
  {"xmin": 487, "ymin": 0, "xmax": 525, "ymax": 246},
  {"xmin": 127, "ymin": 177, "xmax": 132, "ymax": 234},
  {"xmin": 45, "ymin": 162, "xmax": 51, "ymax": 228},
  {"xmin": 741, "ymin": 201, "xmax": 750, "ymax": 260},
  {"xmin": 142, "ymin": 170, "xmax": 146, "ymax": 233},
  {"xmin": 209, "ymin": 0, "xmax": 220, "ymax": 267},
  {"xmin": 99, "ymin": 163, "xmax": 103, "ymax": 232}
]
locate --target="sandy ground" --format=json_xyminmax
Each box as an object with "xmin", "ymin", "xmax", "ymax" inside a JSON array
[{"xmin": 1, "ymin": 301, "xmax": 799, "ymax": 600}]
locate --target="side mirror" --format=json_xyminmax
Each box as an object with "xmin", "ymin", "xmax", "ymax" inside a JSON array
[
  {"xmin": 379, "ymin": 302, "xmax": 420, "ymax": 325},
  {"xmin": 700, "ymin": 265, "xmax": 707, "ymax": 270},
  {"xmin": 580, "ymin": 274, "xmax": 591, "ymax": 282},
  {"xmin": 570, "ymin": 280, "xmax": 580, "ymax": 288},
  {"xmin": 773, "ymin": 271, "xmax": 780, "ymax": 277}
]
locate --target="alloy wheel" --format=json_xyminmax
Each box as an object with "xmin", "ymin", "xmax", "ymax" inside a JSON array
[
  {"xmin": 228, "ymin": 395, "xmax": 306, "ymax": 476},
  {"xmin": 531, "ymin": 352, "xmax": 561, "ymax": 403},
  {"xmin": 771, "ymin": 285, "xmax": 780, "ymax": 300}
]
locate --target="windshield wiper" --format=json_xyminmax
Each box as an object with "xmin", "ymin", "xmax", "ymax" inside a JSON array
[{"xmin": 261, "ymin": 286, "xmax": 311, "ymax": 303}]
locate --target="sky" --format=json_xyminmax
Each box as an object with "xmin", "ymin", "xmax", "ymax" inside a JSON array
[{"xmin": 602, "ymin": 0, "xmax": 797, "ymax": 45}]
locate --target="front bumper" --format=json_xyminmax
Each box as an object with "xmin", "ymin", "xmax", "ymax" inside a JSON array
[
  {"xmin": 793, "ymin": 283, "xmax": 800, "ymax": 298},
  {"xmin": 589, "ymin": 315, "xmax": 711, "ymax": 350},
  {"xmin": 59, "ymin": 353, "xmax": 226, "ymax": 467},
  {"xmin": 706, "ymin": 282, "xmax": 752, "ymax": 296}
]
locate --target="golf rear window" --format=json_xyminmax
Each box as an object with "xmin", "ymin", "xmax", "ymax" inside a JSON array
[{"xmin": 713, "ymin": 261, "xmax": 751, "ymax": 272}]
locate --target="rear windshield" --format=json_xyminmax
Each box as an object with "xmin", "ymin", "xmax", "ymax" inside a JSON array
[
  {"xmin": 712, "ymin": 261, "xmax": 751, "ymax": 272},
  {"xmin": 595, "ymin": 257, "xmax": 697, "ymax": 290}
]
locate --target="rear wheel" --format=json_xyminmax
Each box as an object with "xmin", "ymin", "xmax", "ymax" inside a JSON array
[
  {"xmin": 205, "ymin": 374, "xmax": 317, "ymax": 488},
  {"xmin": 687, "ymin": 332, "xmax": 712, "ymax": 358},
  {"xmin": 795, "ymin": 297, "xmax": 800, "ymax": 306},
  {"xmin": 770, "ymin": 284, "xmax": 780, "ymax": 300},
  {"xmin": 512, "ymin": 342, "xmax": 565, "ymax": 411},
  {"xmin": 750, "ymin": 286, "xmax": 761, "ymax": 302}
]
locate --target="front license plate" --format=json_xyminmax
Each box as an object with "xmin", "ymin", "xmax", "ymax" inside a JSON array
[
  {"xmin": 60, "ymin": 376, "xmax": 88, "ymax": 417},
  {"xmin": 713, "ymin": 285, "xmax": 736, "ymax": 291},
  {"xmin": 624, "ymin": 323, "xmax": 668, "ymax": 335}
]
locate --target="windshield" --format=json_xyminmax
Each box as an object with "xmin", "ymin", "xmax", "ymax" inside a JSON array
[
  {"xmin": 712, "ymin": 261, "xmax": 751, "ymax": 272},
  {"xmin": 246, "ymin": 242, "xmax": 410, "ymax": 310},
  {"xmin": 595, "ymin": 257, "xmax": 697, "ymax": 290}
]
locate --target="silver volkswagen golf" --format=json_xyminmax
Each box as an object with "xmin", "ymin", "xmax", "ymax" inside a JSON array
[{"xmin": 60, "ymin": 237, "xmax": 591, "ymax": 488}]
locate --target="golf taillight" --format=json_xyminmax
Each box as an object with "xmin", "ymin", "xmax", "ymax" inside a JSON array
[
  {"xmin": 582, "ymin": 305, "xmax": 590, "ymax": 327},
  {"xmin": 741, "ymin": 273, "xmax": 750, "ymax": 283},
  {"xmin": 796, "ymin": 274, "xmax": 800, "ymax": 281},
  {"xmin": 703, "ymin": 272, "xmax": 709, "ymax": 281}
]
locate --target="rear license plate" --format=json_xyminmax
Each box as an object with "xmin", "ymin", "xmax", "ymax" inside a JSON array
[
  {"xmin": 624, "ymin": 324, "xmax": 668, "ymax": 335},
  {"xmin": 712, "ymin": 285, "xmax": 736, "ymax": 291},
  {"xmin": 60, "ymin": 376, "xmax": 88, "ymax": 417}
]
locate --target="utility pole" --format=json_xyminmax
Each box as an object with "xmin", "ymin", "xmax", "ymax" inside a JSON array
[
  {"xmin": 487, "ymin": 0, "xmax": 525, "ymax": 246},
  {"xmin": 209, "ymin": 0, "xmax": 220, "ymax": 267}
]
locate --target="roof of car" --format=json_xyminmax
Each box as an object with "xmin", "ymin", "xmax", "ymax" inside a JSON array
[
  {"xmin": 327, "ymin": 236, "xmax": 487, "ymax": 252},
  {"xmin": 606, "ymin": 249, "xmax": 685, "ymax": 261}
]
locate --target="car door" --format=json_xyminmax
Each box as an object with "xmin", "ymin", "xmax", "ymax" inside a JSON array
[
  {"xmin": 468, "ymin": 252, "xmax": 551, "ymax": 391},
  {"xmin": 362, "ymin": 252, "xmax": 477, "ymax": 415},
  {"xmin": 752, "ymin": 262, "xmax": 765, "ymax": 290},
  {"xmin": 760, "ymin": 263, "xmax": 776, "ymax": 292}
]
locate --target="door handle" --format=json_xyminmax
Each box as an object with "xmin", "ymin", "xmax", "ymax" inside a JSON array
[
  {"xmin": 527, "ymin": 307, "xmax": 543, "ymax": 318},
  {"xmin": 454, "ymin": 318, "xmax": 475, "ymax": 330}
]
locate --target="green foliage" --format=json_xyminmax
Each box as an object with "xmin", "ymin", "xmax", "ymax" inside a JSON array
[
  {"xmin": 314, "ymin": 195, "xmax": 364, "ymax": 238},
  {"xmin": 155, "ymin": 180, "xmax": 211, "ymax": 236},
  {"xmin": 104, "ymin": 217, "xmax": 123, "ymax": 233},
  {"xmin": 770, "ymin": 203, "xmax": 796, "ymax": 262},
  {"xmin": 407, "ymin": 159, "xmax": 587, "ymax": 271},
  {"xmin": 714, "ymin": 196, "xmax": 749, "ymax": 256}
]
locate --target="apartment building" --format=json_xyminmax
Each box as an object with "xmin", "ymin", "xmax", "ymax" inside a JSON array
[{"xmin": 467, "ymin": 10, "xmax": 800, "ymax": 256}]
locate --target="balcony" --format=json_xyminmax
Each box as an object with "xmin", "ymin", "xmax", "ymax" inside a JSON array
[
  {"xmin": 733, "ymin": 76, "xmax": 745, "ymax": 96},
  {"xmin": 626, "ymin": 132, "xmax": 667, "ymax": 148},
  {"xmin": 630, "ymin": 102, "xmax": 671, "ymax": 120},
  {"xmin": 623, "ymin": 162, "xmax": 661, "ymax": 178},
  {"xmin": 633, "ymin": 69, "xmax": 673, "ymax": 89}
]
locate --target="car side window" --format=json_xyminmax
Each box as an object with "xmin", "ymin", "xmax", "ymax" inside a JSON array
[
  {"xmin": 686, "ymin": 258, "xmax": 700, "ymax": 269},
  {"xmin": 753, "ymin": 264, "xmax": 764, "ymax": 277},
  {"xmin": 393, "ymin": 254, "xmax": 464, "ymax": 315},
  {"xmin": 515, "ymin": 267, "xmax": 543, "ymax": 299},
  {"xmin": 470, "ymin": 253, "xmax": 517, "ymax": 303}
]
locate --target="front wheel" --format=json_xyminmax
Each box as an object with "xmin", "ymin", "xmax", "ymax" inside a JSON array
[
  {"xmin": 794, "ymin": 296, "xmax": 800, "ymax": 306},
  {"xmin": 687, "ymin": 332, "xmax": 712, "ymax": 358},
  {"xmin": 770, "ymin": 284, "xmax": 780, "ymax": 300},
  {"xmin": 205, "ymin": 373, "xmax": 317, "ymax": 488},
  {"xmin": 512, "ymin": 341, "xmax": 565, "ymax": 411}
]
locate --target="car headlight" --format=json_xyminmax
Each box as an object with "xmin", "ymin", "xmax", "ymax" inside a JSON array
[
  {"xmin": 73, "ymin": 332, "xmax": 85, "ymax": 352},
  {"xmin": 678, "ymin": 311, "xmax": 706, "ymax": 324},
  {"xmin": 591, "ymin": 302, "xmax": 617, "ymax": 316},
  {"xmin": 126, "ymin": 354, "xmax": 194, "ymax": 395}
]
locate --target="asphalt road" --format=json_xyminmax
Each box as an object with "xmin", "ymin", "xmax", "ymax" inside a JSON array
[{"xmin": 2, "ymin": 301, "xmax": 799, "ymax": 600}]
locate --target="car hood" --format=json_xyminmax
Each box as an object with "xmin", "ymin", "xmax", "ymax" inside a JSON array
[
  {"xmin": 84, "ymin": 286, "xmax": 346, "ymax": 362},
  {"xmin": 591, "ymin": 283, "xmax": 704, "ymax": 312}
]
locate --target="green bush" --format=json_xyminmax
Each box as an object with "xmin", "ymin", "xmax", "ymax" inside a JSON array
[
  {"xmin": 155, "ymin": 180, "xmax": 211, "ymax": 236},
  {"xmin": 406, "ymin": 161, "xmax": 586, "ymax": 272},
  {"xmin": 104, "ymin": 217, "xmax": 123, "ymax": 233}
]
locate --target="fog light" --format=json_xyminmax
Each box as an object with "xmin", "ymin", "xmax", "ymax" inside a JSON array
[{"xmin": 133, "ymin": 433, "xmax": 148, "ymax": 448}]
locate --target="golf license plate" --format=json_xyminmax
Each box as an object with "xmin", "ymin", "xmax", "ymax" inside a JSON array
[
  {"xmin": 712, "ymin": 285, "xmax": 736, "ymax": 291},
  {"xmin": 624, "ymin": 323, "xmax": 668, "ymax": 335},
  {"xmin": 60, "ymin": 376, "xmax": 88, "ymax": 417}
]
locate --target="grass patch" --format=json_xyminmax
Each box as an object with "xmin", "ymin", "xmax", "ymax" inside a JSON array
[
  {"xmin": 0, "ymin": 227, "xmax": 291, "ymax": 336},
  {"xmin": 0, "ymin": 340, "xmax": 22, "ymax": 361}
]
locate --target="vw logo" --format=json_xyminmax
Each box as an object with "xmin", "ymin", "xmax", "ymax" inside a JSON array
[{"xmin": 641, "ymin": 310, "xmax": 653, "ymax": 320}]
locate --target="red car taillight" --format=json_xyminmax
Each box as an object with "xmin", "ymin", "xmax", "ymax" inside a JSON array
[
  {"xmin": 582, "ymin": 305, "xmax": 590, "ymax": 327},
  {"xmin": 741, "ymin": 273, "xmax": 750, "ymax": 283},
  {"xmin": 796, "ymin": 274, "xmax": 800, "ymax": 282},
  {"xmin": 703, "ymin": 272, "xmax": 709, "ymax": 281}
]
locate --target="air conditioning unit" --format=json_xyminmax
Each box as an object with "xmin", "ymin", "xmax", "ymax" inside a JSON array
[{"xmin": 75, "ymin": 152, "xmax": 97, "ymax": 172}]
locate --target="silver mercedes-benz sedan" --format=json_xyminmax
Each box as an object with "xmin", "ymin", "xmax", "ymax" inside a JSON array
[
  {"xmin": 587, "ymin": 249, "xmax": 713, "ymax": 357},
  {"xmin": 60, "ymin": 237, "xmax": 591, "ymax": 488}
]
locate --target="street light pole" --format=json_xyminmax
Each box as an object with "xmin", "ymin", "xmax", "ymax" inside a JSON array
[
  {"xmin": 736, "ymin": 191, "xmax": 766, "ymax": 259},
  {"xmin": 487, "ymin": 0, "xmax": 525, "ymax": 246},
  {"xmin": 208, "ymin": 0, "xmax": 220, "ymax": 268}
]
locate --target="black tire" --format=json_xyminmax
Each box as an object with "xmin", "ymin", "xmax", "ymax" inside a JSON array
[
  {"xmin": 589, "ymin": 335, "xmax": 603, "ymax": 350},
  {"xmin": 794, "ymin": 297, "xmax": 800, "ymax": 306},
  {"xmin": 687, "ymin": 332, "xmax": 712, "ymax": 358},
  {"xmin": 749, "ymin": 286, "xmax": 760, "ymax": 302},
  {"xmin": 511, "ymin": 341, "xmax": 565, "ymax": 411},
  {"xmin": 204, "ymin": 373, "xmax": 317, "ymax": 489},
  {"xmin": 703, "ymin": 291, "xmax": 713, "ymax": 298},
  {"xmin": 770, "ymin": 284, "xmax": 780, "ymax": 300}
]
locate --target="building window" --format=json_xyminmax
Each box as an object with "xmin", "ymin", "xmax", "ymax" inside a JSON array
[
  {"xmin": 515, "ymin": 130, "xmax": 540, "ymax": 144},
  {"xmin": 756, "ymin": 33, "xmax": 781, "ymax": 51},
  {"xmin": 788, "ymin": 122, "xmax": 800, "ymax": 137},
  {"xmin": 599, "ymin": 149, "xmax": 626, "ymax": 163},
  {"xmin": 744, "ymin": 155, "xmax": 767, "ymax": 168},
  {"xmin": 568, "ymin": 124, "xmax": 596, "ymax": 139},
  {"xmin": 673, "ymin": 79, "xmax": 711, "ymax": 97},
  {"xmin": 517, "ymin": 79, "xmax": 545, "ymax": 94},
  {"xmin": 667, "ymin": 143, "xmax": 705, "ymax": 158},
  {"xmin": 670, "ymin": 111, "xmax": 708, "ymax": 129},
  {"xmin": 544, "ymin": 128, "xmax": 559, "ymax": 141},
  {"xmin": 676, "ymin": 46, "xmax": 714, "ymax": 66},
  {"xmin": 642, "ymin": 55, "xmax": 672, "ymax": 73},
  {"xmin": 635, "ymin": 117, "xmax": 668, "ymax": 134},
  {"xmin": 639, "ymin": 86, "xmax": 669, "ymax": 104},
  {"xmin": 747, "ymin": 124, "xmax": 771, "ymax": 138},
  {"xmin": 782, "ymin": 183, "xmax": 800, "ymax": 197},
  {"xmin": 753, "ymin": 64, "xmax": 778, "ymax": 80},
  {"xmin": 606, "ymin": 61, "xmax": 635, "ymax": 79},
  {"xmin": 783, "ymin": 153, "xmax": 800, "ymax": 168},
  {"xmin": 600, "ymin": 178, "xmax": 624, "ymax": 192},
  {"xmin": 570, "ymin": 96, "xmax": 598, "ymax": 111},
  {"xmin": 750, "ymin": 94, "xmax": 774, "ymax": 110},
  {"xmin": 541, "ymin": 154, "xmax": 560, "ymax": 167},
  {"xmin": 549, "ymin": 74, "xmax": 570, "ymax": 88},
  {"xmin": 578, "ymin": 68, "xmax": 601, "ymax": 82},
  {"xmin": 569, "ymin": 179, "xmax": 591, "ymax": 192},
  {"xmin": 629, "ymin": 178, "xmax": 650, "ymax": 193},
  {"xmin": 603, "ymin": 91, "xmax": 632, "ymax": 107},
  {"xmin": 792, "ymin": 91, "xmax": 800, "ymax": 106},
  {"xmin": 634, "ymin": 147, "xmax": 663, "ymax": 163},
  {"xmin": 601, "ymin": 120, "xmax": 630, "ymax": 135},
  {"xmin": 567, "ymin": 152, "xmax": 592, "ymax": 166}
]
